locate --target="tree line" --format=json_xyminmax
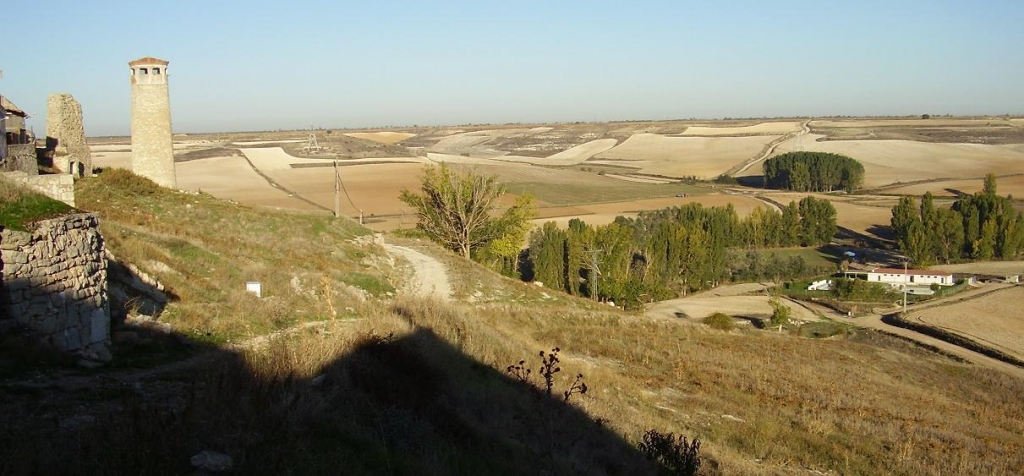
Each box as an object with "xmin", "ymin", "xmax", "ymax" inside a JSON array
[
  {"xmin": 525, "ymin": 197, "xmax": 838, "ymax": 309},
  {"xmin": 763, "ymin": 152, "xmax": 864, "ymax": 193},
  {"xmin": 890, "ymin": 174, "xmax": 1024, "ymax": 265}
]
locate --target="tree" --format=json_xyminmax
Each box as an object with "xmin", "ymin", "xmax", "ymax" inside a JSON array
[
  {"xmin": 400, "ymin": 164, "xmax": 535, "ymax": 259},
  {"xmin": 769, "ymin": 297, "xmax": 791, "ymax": 327},
  {"xmin": 798, "ymin": 196, "xmax": 837, "ymax": 246}
]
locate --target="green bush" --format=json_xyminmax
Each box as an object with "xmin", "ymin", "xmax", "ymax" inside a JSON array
[{"xmin": 703, "ymin": 312, "xmax": 735, "ymax": 331}]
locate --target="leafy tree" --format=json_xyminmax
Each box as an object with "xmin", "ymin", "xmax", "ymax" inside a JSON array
[
  {"xmin": 798, "ymin": 196, "xmax": 838, "ymax": 246},
  {"xmin": 400, "ymin": 164, "xmax": 535, "ymax": 259},
  {"xmin": 769, "ymin": 297, "xmax": 791, "ymax": 326},
  {"xmin": 477, "ymin": 195, "xmax": 535, "ymax": 277},
  {"xmin": 763, "ymin": 151, "xmax": 865, "ymax": 192},
  {"xmin": 528, "ymin": 222, "xmax": 567, "ymax": 289},
  {"xmin": 933, "ymin": 208, "xmax": 964, "ymax": 264}
]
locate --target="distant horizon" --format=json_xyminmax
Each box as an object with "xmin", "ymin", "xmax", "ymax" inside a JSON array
[
  {"xmin": 5, "ymin": 1, "xmax": 1023, "ymax": 136},
  {"xmin": 72, "ymin": 113, "xmax": 1020, "ymax": 139}
]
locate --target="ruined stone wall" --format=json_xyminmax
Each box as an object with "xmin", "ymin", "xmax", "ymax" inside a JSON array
[
  {"xmin": 1, "ymin": 144, "xmax": 37, "ymax": 175},
  {"xmin": 0, "ymin": 213, "xmax": 110, "ymax": 360},
  {"xmin": 46, "ymin": 94, "xmax": 91, "ymax": 176},
  {"xmin": 1, "ymin": 171, "xmax": 75, "ymax": 207},
  {"xmin": 131, "ymin": 75, "xmax": 176, "ymax": 188}
]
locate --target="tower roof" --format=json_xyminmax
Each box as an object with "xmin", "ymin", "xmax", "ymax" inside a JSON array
[{"xmin": 129, "ymin": 57, "xmax": 169, "ymax": 66}]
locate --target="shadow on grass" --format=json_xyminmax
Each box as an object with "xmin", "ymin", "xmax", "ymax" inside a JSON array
[{"xmin": 0, "ymin": 324, "xmax": 666, "ymax": 475}]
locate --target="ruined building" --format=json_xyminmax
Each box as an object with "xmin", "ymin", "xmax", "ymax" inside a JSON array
[
  {"xmin": 46, "ymin": 93, "xmax": 91, "ymax": 176},
  {"xmin": 129, "ymin": 56, "xmax": 176, "ymax": 188},
  {"xmin": 1, "ymin": 95, "xmax": 36, "ymax": 175}
]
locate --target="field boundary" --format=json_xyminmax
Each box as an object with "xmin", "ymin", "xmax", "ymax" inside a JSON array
[{"xmin": 882, "ymin": 311, "xmax": 1024, "ymax": 369}]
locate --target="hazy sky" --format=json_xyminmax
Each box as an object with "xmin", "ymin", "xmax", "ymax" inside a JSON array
[{"xmin": 3, "ymin": 0, "xmax": 1023, "ymax": 136}]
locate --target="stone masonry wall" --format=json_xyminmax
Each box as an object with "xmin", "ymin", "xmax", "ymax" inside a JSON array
[
  {"xmin": 0, "ymin": 213, "xmax": 110, "ymax": 361},
  {"xmin": 46, "ymin": 93, "xmax": 91, "ymax": 176},
  {"xmin": 131, "ymin": 81, "xmax": 176, "ymax": 188},
  {"xmin": 1, "ymin": 171, "xmax": 75, "ymax": 207},
  {"xmin": 1, "ymin": 144, "xmax": 37, "ymax": 175}
]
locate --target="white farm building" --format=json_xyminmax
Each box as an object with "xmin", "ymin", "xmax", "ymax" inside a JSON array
[{"xmin": 844, "ymin": 268, "xmax": 955, "ymax": 288}]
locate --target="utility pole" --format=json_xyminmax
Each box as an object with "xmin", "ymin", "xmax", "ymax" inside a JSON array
[
  {"xmin": 333, "ymin": 160, "xmax": 340, "ymax": 218},
  {"xmin": 903, "ymin": 259, "xmax": 908, "ymax": 314}
]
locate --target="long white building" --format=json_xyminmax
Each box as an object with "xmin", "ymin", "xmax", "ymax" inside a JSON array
[{"xmin": 844, "ymin": 268, "xmax": 955, "ymax": 288}]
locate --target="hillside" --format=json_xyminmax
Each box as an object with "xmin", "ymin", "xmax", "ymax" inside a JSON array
[{"xmin": 1, "ymin": 170, "xmax": 1022, "ymax": 475}]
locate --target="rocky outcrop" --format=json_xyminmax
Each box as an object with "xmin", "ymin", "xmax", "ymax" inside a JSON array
[
  {"xmin": 0, "ymin": 213, "xmax": 110, "ymax": 360},
  {"xmin": 46, "ymin": 93, "xmax": 90, "ymax": 176}
]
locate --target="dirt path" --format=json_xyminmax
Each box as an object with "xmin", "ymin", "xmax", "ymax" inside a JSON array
[
  {"xmin": 730, "ymin": 120, "xmax": 810, "ymax": 176},
  {"xmin": 383, "ymin": 244, "xmax": 453, "ymax": 300},
  {"xmin": 814, "ymin": 283, "xmax": 1024, "ymax": 379}
]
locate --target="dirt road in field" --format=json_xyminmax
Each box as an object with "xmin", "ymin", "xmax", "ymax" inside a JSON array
[
  {"xmin": 825, "ymin": 283, "xmax": 1024, "ymax": 379},
  {"xmin": 384, "ymin": 244, "xmax": 453, "ymax": 300},
  {"xmin": 730, "ymin": 120, "xmax": 810, "ymax": 176}
]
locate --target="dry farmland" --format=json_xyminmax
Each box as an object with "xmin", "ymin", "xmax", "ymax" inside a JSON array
[
  {"xmin": 89, "ymin": 117, "xmax": 1024, "ymax": 235},
  {"xmin": 909, "ymin": 286, "xmax": 1024, "ymax": 362}
]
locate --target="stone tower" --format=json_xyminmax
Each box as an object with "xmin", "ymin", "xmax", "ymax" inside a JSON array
[
  {"xmin": 46, "ymin": 93, "xmax": 91, "ymax": 176},
  {"xmin": 129, "ymin": 57, "xmax": 176, "ymax": 188}
]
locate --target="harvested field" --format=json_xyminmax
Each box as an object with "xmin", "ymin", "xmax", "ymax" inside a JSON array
[
  {"xmin": 231, "ymin": 139, "xmax": 305, "ymax": 146},
  {"xmin": 646, "ymin": 295, "xmax": 818, "ymax": 321},
  {"xmin": 931, "ymin": 261, "xmax": 1024, "ymax": 276},
  {"xmin": 91, "ymin": 150, "xmax": 133, "ymax": 170},
  {"xmin": 533, "ymin": 195, "xmax": 768, "ymax": 228},
  {"xmin": 265, "ymin": 162, "xmax": 427, "ymax": 217},
  {"xmin": 882, "ymin": 173, "xmax": 1024, "ymax": 198},
  {"xmin": 593, "ymin": 134, "xmax": 778, "ymax": 179},
  {"xmin": 772, "ymin": 134, "xmax": 1024, "ymax": 189},
  {"xmin": 344, "ymin": 132, "xmax": 416, "ymax": 144},
  {"xmin": 177, "ymin": 156, "xmax": 321, "ymax": 211},
  {"xmin": 241, "ymin": 147, "xmax": 339, "ymax": 172},
  {"xmin": 681, "ymin": 122, "xmax": 801, "ymax": 136},
  {"xmin": 602, "ymin": 174, "xmax": 676, "ymax": 184},
  {"xmin": 810, "ymin": 118, "xmax": 1013, "ymax": 128},
  {"xmin": 909, "ymin": 286, "xmax": 1024, "ymax": 361}
]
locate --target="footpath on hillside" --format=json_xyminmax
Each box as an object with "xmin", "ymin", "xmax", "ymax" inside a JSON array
[{"xmin": 383, "ymin": 243, "xmax": 453, "ymax": 300}]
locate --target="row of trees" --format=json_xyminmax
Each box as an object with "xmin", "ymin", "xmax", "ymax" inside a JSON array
[
  {"xmin": 891, "ymin": 174, "xmax": 1024, "ymax": 265},
  {"xmin": 525, "ymin": 197, "xmax": 838, "ymax": 309},
  {"xmin": 763, "ymin": 152, "xmax": 865, "ymax": 193}
]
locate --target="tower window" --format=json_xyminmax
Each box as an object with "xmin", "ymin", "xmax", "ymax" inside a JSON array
[
  {"xmin": 153, "ymin": 68, "xmax": 161, "ymax": 75},
  {"xmin": 140, "ymin": 68, "xmax": 148, "ymax": 75}
]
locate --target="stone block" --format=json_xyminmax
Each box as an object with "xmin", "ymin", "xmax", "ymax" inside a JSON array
[
  {"xmin": 64, "ymin": 328, "xmax": 82, "ymax": 351},
  {"xmin": 89, "ymin": 309, "xmax": 109, "ymax": 344}
]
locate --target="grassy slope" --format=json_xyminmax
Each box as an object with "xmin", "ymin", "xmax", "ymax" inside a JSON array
[
  {"xmin": 75, "ymin": 169, "xmax": 392, "ymax": 343},
  {"xmin": 2, "ymin": 169, "xmax": 1022, "ymax": 475},
  {"xmin": 0, "ymin": 177, "xmax": 74, "ymax": 231}
]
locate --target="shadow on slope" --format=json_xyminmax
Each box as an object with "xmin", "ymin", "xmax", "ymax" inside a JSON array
[{"xmin": 0, "ymin": 318, "xmax": 662, "ymax": 475}]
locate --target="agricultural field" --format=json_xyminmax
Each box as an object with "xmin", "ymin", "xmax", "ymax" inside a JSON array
[
  {"xmin": 89, "ymin": 116, "xmax": 1024, "ymax": 236},
  {"xmin": 909, "ymin": 286, "xmax": 1024, "ymax": 362}
]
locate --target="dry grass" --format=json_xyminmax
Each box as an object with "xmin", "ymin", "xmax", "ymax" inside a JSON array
[
  {"xmin": 4, "ymin": 171, "xmax": 1023, "ymax": 474},
  {"xmin": 75, "ymin": 169, "xmax": 388, "ymax": 343}
]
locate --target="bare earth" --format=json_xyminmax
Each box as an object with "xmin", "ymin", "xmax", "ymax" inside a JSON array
[
  {"xmin": 772, "ymin": 134, "xmax": 1024, "ymax": 189},
  {"xmin": 384, "ymin": 244, "xmax": 452, "ymax": 300},
  {"xmin": 593, "ymin": 134, "xmax": 778, "ymax": 179},
  {"xmin": 646, "ymin": 295, "xmax": 818, "ymax": 322},
  {"xmin": 345, "ymin": 132, "xmax": 416, "ymax": 144},
  {"xmin": 909, "ymin": 286, "xmax": 1024, "ymax": 361},
  {"xmin": 681, "ymin": 122, "xmax": 801, "ymax": 136}
]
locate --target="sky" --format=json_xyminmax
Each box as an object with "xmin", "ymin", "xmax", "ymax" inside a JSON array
[{"xmin": 3, "ymin": 0, "xmax": 1023, "ymax": 136}]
